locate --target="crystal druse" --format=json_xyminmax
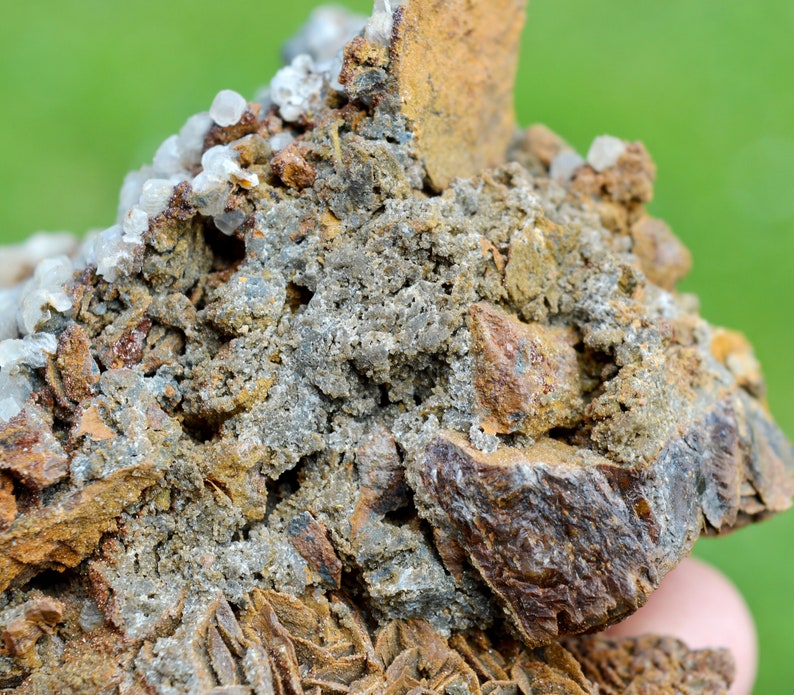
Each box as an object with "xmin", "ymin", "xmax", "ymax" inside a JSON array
[{"xmin": 0, "ymin": 1, "xmax": 792, "ymax": 693}]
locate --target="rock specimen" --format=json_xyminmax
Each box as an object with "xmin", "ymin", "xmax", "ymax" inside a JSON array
[{"xmin": 0, "ymin": 0, "xmax": 792, "ymax": 692}]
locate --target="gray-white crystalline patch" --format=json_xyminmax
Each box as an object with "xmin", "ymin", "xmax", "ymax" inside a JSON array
[
  {"xmin": 282, "ymin": 5, "xmax": 366, "ymax": 66},
  {"xmin": 268, "ymin": 54, "xmax": 327, "ymax": 122}
]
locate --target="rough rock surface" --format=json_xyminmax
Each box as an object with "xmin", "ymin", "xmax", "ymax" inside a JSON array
[{"xmin": 0, "ymin": 0, "xmax": 792, "ymax": 692}]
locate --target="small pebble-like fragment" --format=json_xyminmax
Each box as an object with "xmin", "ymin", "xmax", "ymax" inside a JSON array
[
  {"xmin": 287, "ymin": 511, "xmax": 342, "ymax": 588},
  {"xmin": 469, "ymin": 302, "xmax": 583, "ymax": 437},
  {"xmin": 630, "ymin": 215, "xmax": 692, "ymax": 290},
  {"xmin": 570, "ymin": 140, "xmax": 657, "ymax": 209},
  {"xmin": 271, "ymin": 145, "xmax": 317, "ymax": 190},
  {"xmin": 0, "ymin": 405, "xmax": 69, "ymax": 490},
  {"xmin": 54, "ymin": 324, "xmax": 100, "ymax": 405},
  {"xmin": 1, "ymin": 597, "xmax": 64, "ymax": 661}
]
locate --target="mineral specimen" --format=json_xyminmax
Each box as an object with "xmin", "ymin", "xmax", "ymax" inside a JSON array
[{"xmin": 0, "ymin": 0, "xmax": 792, "ymax": 692}]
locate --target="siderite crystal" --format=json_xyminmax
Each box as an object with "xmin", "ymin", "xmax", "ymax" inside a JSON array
[{"xmin": 0, "ymin": 1, "xmax": 792, "ymax": 693}]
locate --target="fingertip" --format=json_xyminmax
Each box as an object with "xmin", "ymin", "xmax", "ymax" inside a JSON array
[{"xmin": 605, "ymin": 557, "xmax": 757, "ymax": 695}]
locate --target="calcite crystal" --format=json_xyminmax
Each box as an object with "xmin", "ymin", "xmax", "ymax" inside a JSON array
[{"xmin": 0, "ymin": 1, "xmax": 792, "ymax": 692}]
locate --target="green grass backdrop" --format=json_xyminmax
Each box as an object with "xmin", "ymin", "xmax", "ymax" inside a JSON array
[{"xmin": 1, "ymin": 1, "xmax": 792, "ymax": 691}]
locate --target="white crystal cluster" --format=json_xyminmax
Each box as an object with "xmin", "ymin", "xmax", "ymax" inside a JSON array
[
  {"xmin": 283, "ymin": 6, "xmax": 365, "ymax": 68},
  {"xmin": 0, "ymin": 333, "xmax": 57, "ymax": 421},
  {"xmin": 90, "ymin": 85, "xmax": 265, "ymax": 271},
  {"xmin": 269, "ymin": 55, "xmax": 328, "ymax": 123},
  {"xmin": 16, "ymin": 257, "xmax": 74, "ymax": 335},
  {"xmin": 0, "ymin": 255, "xmax": 74, "ymax": 420},
  {"xmin": 192, "ymin": 143, "xmax": 259, "ymax": 231}
]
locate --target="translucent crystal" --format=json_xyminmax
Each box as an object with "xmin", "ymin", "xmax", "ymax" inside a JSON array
[
  {"xmin": 193, "ymin": 145, "xmax": 259, "ymax": 210},
  {"xmin": 0, "ymin": 332, "xmax": 57, "ymax": 370},
  {"xmin": 153, "ymin": 135, "xmax": 185, "ymax": 178},
  {"xmin": 190, "ymin": 171, "xmax": 232, "ymax": 217},
  {"xmin": 0, "ymin": 332, "xmax": 57, "ymax": 422},
  {"xmin": 269, "ymin": 132, "xmax": 295, "ymax": 153},
  {"xmin": 210, "ymin": 89, "xmax": 248, "ymax": 128},
  {"xmin": 0, "ymin": 232, "xmax": 78, "ymax": 288},
  {"xmin": 122, "ymin": 206, "xmax": 149, "ymax": 243},
  {"xmin": 17, "ymin": 256, "xmax": 74, "ymax": 335},
  {"xmin": 201, "ymin": 145, "xmax": 241, "ymax": 178},
  {"xmin": 75, "ymin": 231, "xmax": 99, "ymax": 271},
  {"xmin": 138, "ymin": 178, "xmax": 174, "ymax": 217},
  {"xmin": 365, "ymin": 0, "xmax": 407, "ymax": 45},
  {"xmin": 177, "ymin": 112, "xmax": 213, "ymax": 168},
  {"xmin": 0, "ymin": 392, "xmax": 24, "ymax": 422},
  {"xmin": 213, "ymin": 209, "xmax": 247, "ymax": 236},
  {"xmin": 364, "ymin": 11, "xmax": 393, "ymax": 45},
  {"xmin": 0, "ymin": 287, "xmax": 22, "ymax": 341},
  {"xmin": 587, "ymin": 135, "xmax": 627, "ymax": 172},
  {"xmin": 550, "ymin": 151, "xmax": 585, "ymax": 181},
  {"xmin": 94, "ymin": 224, "xmax": 139, "ymax": 282},
  {"xmin": 118, "ymin": 166, "xmax": 154, "ymax": 220}
]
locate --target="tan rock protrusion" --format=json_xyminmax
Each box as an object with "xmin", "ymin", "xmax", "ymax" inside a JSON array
[{"xmin": 391, "ymin": 0, "xmax": 527, "ymax": 190}]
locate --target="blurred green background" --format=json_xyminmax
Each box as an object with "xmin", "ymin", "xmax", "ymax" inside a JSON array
[{"xmin": 0, "ymin": 1, "xmax": 791, "ymax": 690}]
